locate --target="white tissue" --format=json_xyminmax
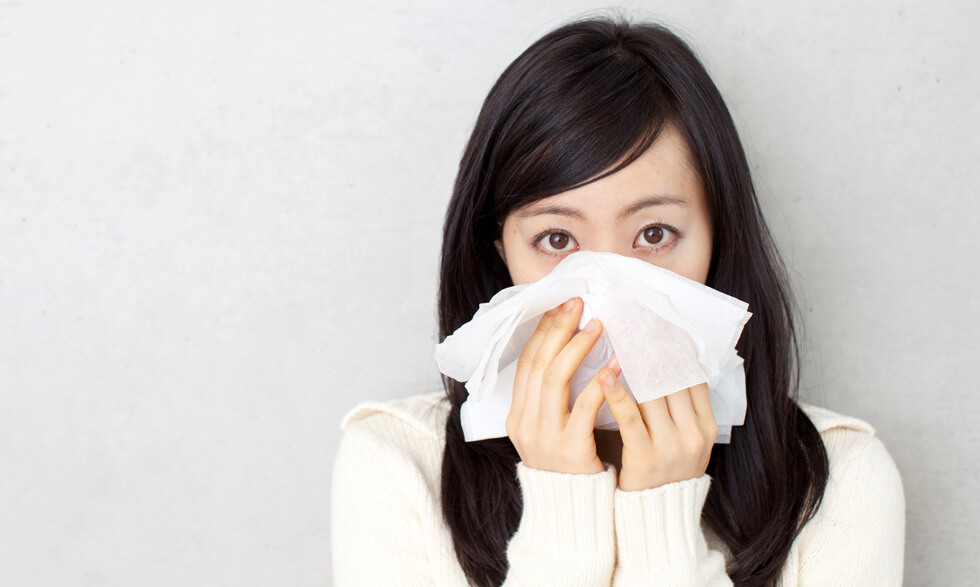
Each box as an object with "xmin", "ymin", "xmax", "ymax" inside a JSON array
[{"xmin": 433, "ymin": 251, "xmax": 753, "ymax": 443}]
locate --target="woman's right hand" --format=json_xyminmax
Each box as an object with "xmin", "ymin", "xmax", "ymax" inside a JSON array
[{"xmin": 505, "ymin": 296, "xmax": 614, "ymax": 475}]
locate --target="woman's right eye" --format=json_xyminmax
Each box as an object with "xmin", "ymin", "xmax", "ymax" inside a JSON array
[{"xmin": 537, "ymin": 231, "xmax": 578, "ymax": 254}]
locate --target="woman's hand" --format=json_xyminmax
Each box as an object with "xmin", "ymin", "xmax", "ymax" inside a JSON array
[
  {"xmin": 506, "ymin": 297, "xmax": 614, "ymax": 475},
  {"xmin": 600, "ymin": 358, "xmax": 718, "ymax": 491}
]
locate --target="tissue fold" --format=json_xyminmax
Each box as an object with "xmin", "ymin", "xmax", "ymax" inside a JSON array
[{"xmin": 433, "ymin": 251, "xmax": 753, "ymax": 443}]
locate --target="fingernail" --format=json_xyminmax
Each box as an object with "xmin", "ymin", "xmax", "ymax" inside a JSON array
[
  {"xmin": 607, "ymin": 356, "xmax": 619, "ymax": 371},
  {"xmin": 584, "ymin": 318, "xmax": 598, "ymax": 333},
  {"xmin": 602, "ymin": 371, "xmax": 616, "ymax": 388},
  {"xmin": 562, "ymin": 298, "xmax": 577, "ymax": 312}
]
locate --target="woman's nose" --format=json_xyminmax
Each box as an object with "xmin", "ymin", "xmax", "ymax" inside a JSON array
[{"xmin": 582, "ymin": 238, "xmax": 628, "ymax": 256}]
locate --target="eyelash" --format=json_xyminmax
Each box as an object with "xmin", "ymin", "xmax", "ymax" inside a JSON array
[{"xmin": 530, "ymin": 222, "xmax": 683, "ymax": 258}]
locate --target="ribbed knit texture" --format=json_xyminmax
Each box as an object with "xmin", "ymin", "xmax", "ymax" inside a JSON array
[
  {"xmin": 512, "ymin": 463, "xmax": 617, "ymax": 550},
  {"xmin": 613, "ymin": 475, "xmax": 730, "ymax": 584},
  {"xmin": 503, "ymin": 464, "xmax": 617, "ymax": 585},
  {"xmin": 331, "ymin": 393, "xmax": 905, "ymax": 586}
]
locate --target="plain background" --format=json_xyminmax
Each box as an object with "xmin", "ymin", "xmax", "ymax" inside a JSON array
[{"xmin": 1, "ymin": 1, "xmax": 977, "ymax": 585}]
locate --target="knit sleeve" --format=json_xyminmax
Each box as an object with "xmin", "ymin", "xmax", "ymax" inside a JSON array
[
  {"xmin": 331, "ymin": 414, "xmax": 438, "ymax": 586},
  {"xmin": 795, "ymin": 430, "xmax": 906, "ymax": 586},
  {"xmin": 503, "ymin": 463, "xmax": 617, "ymax": 586},
  {"xmin": 611, "ymin": 475, "xmax": 733, "ymax": 585}
]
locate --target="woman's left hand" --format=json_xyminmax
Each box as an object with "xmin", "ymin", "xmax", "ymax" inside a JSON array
[{"xmin": 600, "ymin": 357, "xmax": 718, "ymax": 491}]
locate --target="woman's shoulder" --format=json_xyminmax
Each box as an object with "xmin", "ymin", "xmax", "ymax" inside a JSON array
[
  {"xmin": 790, "ymin": 402, "xmax": 905, "ymax": 582},
  {"xmin": 797, "ymin": 400, "xmax": 903, "ymax": 491},
  {"xmin": 334, "ymin": 390, "xmax": 450, "ymax": 482},
  {"xmin": 331, "ymin": 391, "xmax": 460, "ymax": 584},
  {"xmin": 797, "ymin": 401, "xmax": 898, "ymax": 473},
  {"xmin": 340, "ymin": 389, "xmax": 450, "ymax": 440},
  {"xmin": 798, "ymin": 401, "xmax": 876, "ymax": 436}
]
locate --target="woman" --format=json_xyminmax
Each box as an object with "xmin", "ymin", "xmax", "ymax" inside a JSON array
[{"xmin": 332, "ymin": 15, "xmax": 905, "ymax": 586}]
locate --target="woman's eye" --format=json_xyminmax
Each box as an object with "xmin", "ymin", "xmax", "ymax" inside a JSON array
[
  {"xmin": 540, "ymin": 232, "xmax": 576, "ymax": 252},
  {"xmin": 635, "ymin": 225, "xmax": 674, "ymax": 247}
]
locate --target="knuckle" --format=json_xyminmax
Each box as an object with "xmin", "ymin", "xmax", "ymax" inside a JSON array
[
  {"xmin": 541, "ymin": 367, "xmax": 565, "ymax": 389},
  {"xmin": 530, "ymin": 354, "xmax": 551, "ymax": 372},
  {"xmin": 516, "ymin": 355, "xmax": 533, "ymax": 374},
  {"xmin": 534, "ymin": 317, "xmax": 552, "ymax": 334},
  {"xmin": 551, "ymin": 311, "xmax": 575, "ymax": 331},
  {"xmin": 609, "ymin": 386, "xmax": 630, "ymax": 402},
  {"xmin": 620, "ymin": 409, "xmax": 641, "ymax": 427},
  {"xmin": 704, "ymin": 420, "xmax": 719, "ymax": 442},
  {"xmin": 684, "ymin": 435, "xmax": 705, "ymax": 457}
]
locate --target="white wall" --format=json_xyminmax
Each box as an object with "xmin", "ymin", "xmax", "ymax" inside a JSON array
[{"xmin": 1, "ymin": 1, "xmax": 976, "ymax": 584}]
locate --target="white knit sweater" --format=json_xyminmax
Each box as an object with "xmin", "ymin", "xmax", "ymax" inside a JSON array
[{"xmin": 331, "ymin": 391, "xmax": 904, "ymax": 586}]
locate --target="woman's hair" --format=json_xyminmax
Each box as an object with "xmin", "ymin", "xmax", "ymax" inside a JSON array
[{"xmin": 437, "ymin": 14, "xmax": 829, "ymax": 587}]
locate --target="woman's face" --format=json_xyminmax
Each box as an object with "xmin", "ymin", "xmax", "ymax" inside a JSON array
[{"xmin": 495, "ymin": 125, "xmax": 714, "ymax": 285}]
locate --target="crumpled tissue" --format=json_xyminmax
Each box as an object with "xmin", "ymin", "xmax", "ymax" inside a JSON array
[{"xmin": 434, "ymin": 251, "xmax": 753, "ymax": 443}]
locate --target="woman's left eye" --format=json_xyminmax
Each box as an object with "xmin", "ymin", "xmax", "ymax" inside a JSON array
[{"xmin": 635, "ymin": 224, "xmax": 677, "ymax": 248}]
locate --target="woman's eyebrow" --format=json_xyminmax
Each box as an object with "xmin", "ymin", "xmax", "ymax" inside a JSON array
[
  {"xmin": 618, "ymin": 194, "xmax": 689, "ymax": 219},
  {"xmin": 517, "ymin": 205, "xmax": 587, "ymax": 221},
  {"xmin": 517, "ymin": 194, "xmax": 688, "ymax": 221}
]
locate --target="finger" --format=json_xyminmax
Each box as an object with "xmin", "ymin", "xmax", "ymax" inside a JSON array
[
  {"xmin": 636, "ymin": 396, "xmax": 673, "ymax": 438},
  {"xmin": 532, "ymin": 297, "xmax": 582, "ymax": 367},
  {"xmin": 511, "ymin": 307, "xmax": 559, "ymax": 421},
  {"xmin": 688, "ymin": 382, "xmax": 718, "ymax": 442},
  {"xmin": 689, "ymin": 381, "xmax": 712, "ymax": 418},
  {"xmin": 540, "ymin": 317, "xmax": 603, "ymax": 421},
  {"xmin": 566, "ymin": 363, "xmax": 609, "ymax": 438},
  {"xmin": 526, "ymin": 298, "xmax": 582, "ymax": 420},
  {"xmin": 607, "ymin": 355, "xmax": 622, "ymax": 377},
  {"xmin": 600, "ymin": 370, "xmax": 651, "ymax": 449},
  {"xmin": 663, "ymin": 388, "xmax": 711, "ymax": 467},
  {"xmin": 663, "ymin": 387, "xmax": 698, "ymax": 431}
]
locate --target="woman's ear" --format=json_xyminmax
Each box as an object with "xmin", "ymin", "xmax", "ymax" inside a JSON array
[{"xmin": 494, "ymin": 239, "xmax": 507, "ymax": 267}]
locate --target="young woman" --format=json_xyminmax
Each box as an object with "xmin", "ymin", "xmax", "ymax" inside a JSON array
[{"xmin": 332, "ymin": 15, "xmax": 905, "ymax": 586}]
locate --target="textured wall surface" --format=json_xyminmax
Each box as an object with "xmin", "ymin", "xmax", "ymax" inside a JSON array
[{"xmin": 1, "ymin": 1, "xmax": 976, "ymax": 585}]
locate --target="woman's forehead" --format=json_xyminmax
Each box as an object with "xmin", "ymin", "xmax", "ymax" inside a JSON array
[{"xmin": 509, "ymin": 128, "xmax": 705, "ymax": 222}]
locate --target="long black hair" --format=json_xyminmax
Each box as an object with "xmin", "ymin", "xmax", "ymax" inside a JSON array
[{"xmin": 437, "ymin": 14, "xmax": 829, "ymax": 587}]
